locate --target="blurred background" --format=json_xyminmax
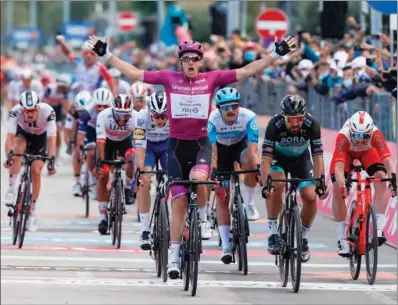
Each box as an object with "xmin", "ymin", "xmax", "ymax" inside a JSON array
[{"xmin": 1, "ymin": 0, "xmax": 397, "ymax": 140}]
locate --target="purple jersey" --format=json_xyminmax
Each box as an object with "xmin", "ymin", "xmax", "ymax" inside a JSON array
[{"xmin": 143, "ymin": 70, "xmax": 237, "ymax": 140}]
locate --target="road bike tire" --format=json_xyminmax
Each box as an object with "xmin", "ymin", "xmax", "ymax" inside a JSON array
[
  {"xmin": 290, "ymin": 205, "xmax": 302, "ymax": 293},
  {"xmin": 153, "ymin": 198, "xmax": 162, "ymax": 278},
  {"xmin": 189, "ymin": 208, "xmax": 199, "ymax": 296},
  {"xmin": 18, "ymin": 180, "xmax": 31, "ymax": 249},
  {"xmin": 365, "ymin": 204, "xmax": 378, "ymax": 285},
  {"xmin": 237, "ymin": 196, "xmax": 248, "ymax": 275},
  {"xmin": 116, "ymin": 181, "xmax": 123, "ymax": 249},
  {"xmin": 277, "ymin": 210, "xmax": 289, "ymax": 287},
  {"xmin": 12, "ymin": 183, "xmax": 24, "ymax": 245},
  {"xmin": 85, "ymin": 169, "xmax": 90, "ymax": 218},
  {"xmin": 111, "ymin": 188, "xmax": 117, "ymax": 246},
  {"xmin": 348, "ymin": 200, "xmax": 361, "ymax": 280},
  {"xmin": 182, "ymin": 232, "xmax": 190, "ymax": 291},
  {"xmin": 160, "ymin": 198, "xmax": 169, "ymax": 282},
  {"xmin": 234, "ymin": 214, "xmax": 242, "ymax": 271}
]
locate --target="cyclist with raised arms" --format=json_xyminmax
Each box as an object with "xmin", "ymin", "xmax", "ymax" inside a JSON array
[
  {"xmin": 76, "ymin": 88, "xmax": 113, "ymax": 200},
  {"xmin": 133, "ymin": 91, "xmax": 170, "ymax": 249},
  {"xmin": 330, "ymin": 111, "xmax": 396, "ymax": 256},
  {"xmin": 261, "ymin": 95, "xmax": 328, "ymax": 262},
  {"xmin": 208, "ymin": 87, "xmax": 260, "ymax": 264},
  {"xmin": 86, "ymin": 35, "xmax": 295, "ymax": 279},
  {"xmin": 3, "ymin": 91, "xmax": 56, "ymax": 231}
]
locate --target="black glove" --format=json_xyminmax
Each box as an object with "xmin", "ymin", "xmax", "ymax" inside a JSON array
[
  {"xmin": 390, "ymin": 173, "xmax": 397, "ymax": 197},
  {"xmin": 92, "ymin": 40, "xmax": 108, "ymax": 57},
  {"xmin": 47, "ymin": 156, "xmax": 55, "ymax": 171}
]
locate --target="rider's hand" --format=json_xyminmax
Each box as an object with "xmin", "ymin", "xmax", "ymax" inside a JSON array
[
  {"xmin": 389, "ymin": 173, "xmax": 397, "ymax": 197},
  {"xmin": 86, "ymin": 36, "xmax": 113, "ymax": 63},
  {"xmin": 270, "ymin": 36, "xmax": 296, "ymax": 58},
  {"xmin": 261, "ymin": 186, "xmax": 272, "ymax": 199},
  {"xmin": 47, "ymin": 157, "xmax": 56, "ymax": 176},
  {"xmin": 3, "ymin": 159, "xmax": 10, "ymax": 169},
  {"xmin": 319, "ymin": 189, "xmax": 329, "ymax": 200},
  {"xmin": 55, "ymin": 33, "xmax": 65, "ymax": 44},
  {"xmin": 336, "ymin": 178, "xmax": 348, "ymax": 198}
]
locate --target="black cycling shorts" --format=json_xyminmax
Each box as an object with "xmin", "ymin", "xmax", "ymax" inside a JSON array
[
  {"xmin": 16, "ymin": 125, "xmax": 47, "ymax": 157},
  {"xmin": 104, "ymin": 137, "xmax": 133, "ymax": 160},
  {"xmin": 167, "ymin": 137, "xmax": 211, "ymax": 181},
  {"xmin": 216, "ymin": 139, "xmax": 248, "ymax": 172},
  {"xmin": 52, "ymin": 104, "xmax": 64, "ymax": 125},
  {"xmin": 270, "ymin": 153, "xmax": 315, "ymax": 190}
]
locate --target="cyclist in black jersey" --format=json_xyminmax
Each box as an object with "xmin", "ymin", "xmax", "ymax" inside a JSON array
[{"xmin": 260, "ymin": 94, "xmax": 329, "ymax": 262}]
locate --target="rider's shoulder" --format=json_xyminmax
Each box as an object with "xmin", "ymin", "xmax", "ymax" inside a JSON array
[
  {"xmin": 239, "ymin": 107, "xmax": 256, "ymax": 119},
  {"xmin": 208, "ymin": 108, "xmax": 220, "ymax": 121}
]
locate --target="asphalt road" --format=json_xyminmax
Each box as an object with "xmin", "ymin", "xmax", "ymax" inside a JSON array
[{"xmin": 1, "ymin": 114, "xmax": 397, "ymax": 304}]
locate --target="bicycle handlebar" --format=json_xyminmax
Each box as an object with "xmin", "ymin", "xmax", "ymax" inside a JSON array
[
  {"xmin": 212, "ymin": 169, "xmax": 260, "ymax": 179},
  {"xmin": 170, "ymin": 179, "xmax": 219, "ymax": 186},
  {"xmin": 7, "ymin": 150, "xmax": 51, "ymax": 167},
  {"xmin": 98, "ymin": 159, "xmax": 132, "ymax": 167},
  {"xmin": 134, "ymin": 168, "xmax": 166, "ymax": 188}
]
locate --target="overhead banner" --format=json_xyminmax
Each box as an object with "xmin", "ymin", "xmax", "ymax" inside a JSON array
[
  {"xmin": 62, "ymin": 21, "xmax": 95, "ymax": 49},
  {"xmin": 10, "ymin": 27, "xmax": 42, "ymax": 49}
]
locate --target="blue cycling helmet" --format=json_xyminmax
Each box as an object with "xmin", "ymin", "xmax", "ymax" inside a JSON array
[{"xmin": 215, "ymin": 87, "xmax": 241, "ymax": 107}]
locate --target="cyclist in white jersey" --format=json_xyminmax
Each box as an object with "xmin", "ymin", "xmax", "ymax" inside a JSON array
[
  {"xmin": 87, "ymin": 35, "xmax": 296, "ymax": 279},
  {"xmin": 56, "ymin": 35, "xmax": 116, "ymax": 96},
  {"xmin": 95, "ymin": 94, "xmax": 137, "ymax": 234},
  {"xmin": 130, "ymin": 82, "xmax": 149, "ymax": 112},
  {"xmin": 2, "ymin": 91, "xmax": 56, "ymax": 231},
  {"xmin": 101, "ymin": 68, "xmax": 130, "ymax": 94},
  {"xmin": 9, "ymin": 69, "xmax": 43, "ymax": 106},
  {"xmin": 208, "ymin": 87, "xmax": 261, "ymax": 263},
  {"xmin": 133, "ymin": 91, "xmax": 169, "ymax": 249}
]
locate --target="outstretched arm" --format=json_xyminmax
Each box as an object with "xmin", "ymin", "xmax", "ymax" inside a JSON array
[
  {"xmin": 87, "ymin": 36, "xmax": 144, "ymax": 82},
  {"xmin": 236, "ymin": 36, "xmax": 296, "ymax": 81}
]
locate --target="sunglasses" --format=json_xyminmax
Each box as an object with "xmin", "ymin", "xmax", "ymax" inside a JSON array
[
  {"xmin": 113, "ymin": 112, "xmax": 131, "ymax": 120},
  {"xmin": 152, "ymin": 113, "xmax": 167, "ymax": 120},
  {"xmin": 219, "ymin": 103, "xmax": 239, "ymax": 111},
  {"xmin": 95, "ymin": 105, "xmax": 109, "ymax": 111},
  {"xmin": 351, "ymin": 132, "xmax": 371, "ymax": 141},
  {"xmin": 23, "ymin": 109, "xmax": 38, "ymax": 116},
  {"xmin": 284, "ymin": 115, "xmax": 305, "ymax": 124},
  {"xmin": 180, "ymin": 55, "xmax": 202, "ymax": 63}
]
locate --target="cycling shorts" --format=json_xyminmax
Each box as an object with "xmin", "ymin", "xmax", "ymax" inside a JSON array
[
  {"xmin": 330, "ymin": 147, "xmax": 386, "ymax": 181},
  {"xmin": 145, "ymin": 139, "xmax": 168, "ymax": 169},
  {"xmin": 216, "ymin": 139, "xmax": 247, "ymax": 172},
  {"xmin": 167, "ymin": 137, "xmax": 211, "ymax": 181},
  {"xmin": 104, "ymin": 137, "xmax": 133, "ymax": 160},
  {"xmin": 84, "ymin": 126, "xmax": 97, "ymax": 146},
  {"xmin": 270, "ymin": 153, "xmax": 315, "ymax": 191},
  {"xmin": 16, "ymin": 125, "xmax": 47, "ymax": 157}
]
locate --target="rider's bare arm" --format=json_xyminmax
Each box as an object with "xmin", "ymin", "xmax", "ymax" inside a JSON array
[
  {"xmin": 211, "ymin": 144, "xmax": 217, "ymax": 170},
  {"xmin": 236, "ymin": 55, "xmax": 274, "ymax": 81},
  {"xmin": 313, "ymin": 155, "xmax": 325, "ymax": 179},
  {"xmin": 109, "ymin": 55, "xmax": 144, "ymax": 82}
]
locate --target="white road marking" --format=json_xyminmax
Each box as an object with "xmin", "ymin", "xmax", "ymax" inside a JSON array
[
  {"xmin": 1, "ymin": 255, "xmax": 396, "ymax": 269},
  {"xmin": 1, "ymin": 276, "xmax": 396, "ymax": 292}
]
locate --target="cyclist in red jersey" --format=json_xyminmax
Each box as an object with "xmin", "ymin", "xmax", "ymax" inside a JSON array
[
  {"xmin": 87, "ymin": 35, "xmax": 296, "ymax": 279},
  {"xmin": 330, "ymin": 111, "xmax": 397, "ymax": 256}
]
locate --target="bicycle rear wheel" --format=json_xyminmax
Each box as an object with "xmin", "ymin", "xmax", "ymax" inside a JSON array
[
  {"xmin": 348, "ymin": 201, "xmax": 361, "ymax": 280},
  {"xmin": 12, "ymin": 183, "xmax": 25, "ymax": 245},
  {"xmin": 237, "ymin": 196, "xmax": 248, "ymax": 275},
  {"xmin": 182, "ymin": 232, "xmax": 190, "ymax": 291},
  {"xmin": 160, "ymin": 198, "xmax": 169, "ymax": 282},
  {"xmin": 289, "ymin": 205, "xmax": 302, "ymax": 293},
  {"xmin": 277, "ymin": 210, "xmax": 289, "ymax": 287},
  {"xmin": 18, "ymin": 183, "xmax": 31, "ymax": 249},
  {"xmin": 110, "ymin": 190, "xmax": 117, "ymax": 246},
  {"xmin": 116, "ymin": 182, "xmax": 123, "ymax": 249},
  {"xmin": 84, "ymin": 169, "xmax": 90, "ymax": 218},
  {"xmin": 189, "ymin": 208, "xmax": 199, "ymax": 296},
  {"xmin": 365, "ymin": 204, "xmax": 378, "ymax": 285}
]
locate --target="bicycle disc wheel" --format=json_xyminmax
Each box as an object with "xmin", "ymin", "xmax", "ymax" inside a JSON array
[
  {"xmin": 237, "ymin": 197, "xmax": 248, "ymax": 275},
  {"xmin": 85, "ymin": 170, "xmax": 90, "ymax": 218},
  {"xmin": 348, "ymin": 201, "xmax": 361, "ymax": 280},
  {"xmin": 189, "ymin": 209, "xmax": 199, "ymax": 296},
  {"xmin": 18, "ymin": 185, "xmax": 31, "ymax": 249},
  {"xmin": 277, "ymin": 210, "xmax": 289, "ymax": 287},
  {"xmin": 290, "ymin": 205, "xmax": 302, "ymax": 293},
  {"xmin": 160, "ymin": 199, "xmax": 169, "ymax": 282},
  {"xmin": 116, "ymin": 183, "xmax": 123, "ymax": 249},
  {"xmin": 365, "ymin": 204, "xmax": 378, "ymax": 285}
]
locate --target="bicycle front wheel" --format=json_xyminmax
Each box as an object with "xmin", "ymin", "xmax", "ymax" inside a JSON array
[
  {"xmin": 84, "ymin": 169, "xmax": 90, "ymax": 218},
  {"xmin": 365, "ymin": 204, "xmax": 378, "ymax": 285},
  {"xmin": 13, "ymin": 183, "xmax": 25, "ymax": 245},
  {"xmin": 237, "ymin": 196, "xmax": 248, "ymax": 275},
  {"xmin": 289, "ymin": 205, "xmax": 302, "ymax": 293},
  {"xmin": 18, "ymin": 183, "xmax": 31, "ymax": 249},
  {"xmin": 115, "ymin": 182, "xmax": 124, "ymax": 249},
  {"xmin": 189, "ymin": 208, "xmax": 199, "ymax": 296},
  {"xmin": 160, "ymin": 198, "xmax": 169, "ymax": 282},
  {"xmin": 277, "ymin": 210, "xmax": 289, "ymax": 287}
]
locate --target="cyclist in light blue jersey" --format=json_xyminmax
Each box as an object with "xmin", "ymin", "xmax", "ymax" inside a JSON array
[{"xmin": 208, "ymin": 87, "xmax": 260, "ymax": 263}]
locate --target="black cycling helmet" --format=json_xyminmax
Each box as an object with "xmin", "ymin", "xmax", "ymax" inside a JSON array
[{"xmin": 280, "ymin": 94, "xmax": 306, "ymax": 116}]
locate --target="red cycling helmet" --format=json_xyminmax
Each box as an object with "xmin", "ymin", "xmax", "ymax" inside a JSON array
[{"xmin": 178, "ymin": 41, "xmax": 204, "ymax": 58}]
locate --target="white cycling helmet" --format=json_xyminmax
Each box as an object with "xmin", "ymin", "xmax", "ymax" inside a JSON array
[
  {"xmin": 20, "ymin": 91, "xmax": 40, "ymax": 110},
  {"xmin": 112, "ymin": 94, "xmax": 133, "ymax": 113},
  {"xmin": 56, "ymin": 73, "xmax": 72, "ymax": 87},
  {"xmin": 109, "ymin": 68, "xmax": 121, "ymax": 79},
  {"xmin": 149, "ymin": 91, "xmax": 167, "ymax": 114},
  {"xmin": 349, "ymin": 111, "xmax": 374, "ymax": 134},
  {"xmin": 74, "ymin": 91, "xmax": 92, "ymax": 111},
  {"xmin": 130, "ymin": 82, "xmax": 148, "ymax": 98},
  {"xmin": 92, "ymin": 88, "xmax": 113, "ymax": 107},
  {"xmin": 20, "ymin": 69, "xmax": 33, "ymax": 80}
]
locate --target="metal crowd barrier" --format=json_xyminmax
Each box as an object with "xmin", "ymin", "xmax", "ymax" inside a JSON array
[{"xmin": 239, "ymin": 79, "xmax": 397, "ymax": 142}]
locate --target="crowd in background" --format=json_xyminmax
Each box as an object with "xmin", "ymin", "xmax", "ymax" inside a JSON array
[{"xmin": 1, "ymin": 15, "xmax": 397, "ymax": 115}]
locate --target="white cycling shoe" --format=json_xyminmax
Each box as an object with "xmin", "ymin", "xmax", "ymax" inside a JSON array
[
  {"xmin": 246, "ymin": 204, "xmax": 260, "ymax": 221},
  {"xmin": 167, "ymin": 262, "xmax": 180, "ymax": 280},
  {"xmin": 201, "ymin": 220, "xmax": 212, "ymax": 240},
  {"xmin": 337, "ymin": 238, "xmax": 350, "ymax": 257}
]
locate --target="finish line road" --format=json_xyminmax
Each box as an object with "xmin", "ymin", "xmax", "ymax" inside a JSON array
[{"xmin": 1, "ymin": 120, "xmax": 397, "ymax": 304}]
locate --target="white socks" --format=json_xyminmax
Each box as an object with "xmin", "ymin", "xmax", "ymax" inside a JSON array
[
  {"xmin": 376, "ymin": 214, "xmax": 385, "ymax": 235},
  {"xmin": 218, "ymin": 225, "xmax": 231, "ymax": 251},
  {"xmin": 139, "ymin": 212, "xmax": 150, "ymax": 232},
  {"xmin": 170, "ymin": 242, "xmax": 181, "ymax": 264},
  {"xmin": 335, "ymin": 221, "xmax": 346, "ymax": 240},
  {"xmin": 301, "ymin": 225, "xmax": 310, "ymax": 239},
  {"xmin": 268, "ymin": 218, "xmax": 278, "ymax": 235},
  {"xmin": 198, "ymin": 206, "xmax": 207, "ymax": 221},
  {"xmin": 244, "ymin": 186, "xmax": 256, "ymax": 206},
  {"xmin": 98, "ymin": 201, "xmax": 107, "ymax": 221}
]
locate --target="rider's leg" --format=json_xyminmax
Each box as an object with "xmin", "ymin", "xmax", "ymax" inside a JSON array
[
  {"xmin": 216, "ymin": 183, "xmax": 233, "ymax": 263},
  {"xmin": 72, "ymin": 145, "xmax": 82, "ymax": 196},
  {"xmin": 97, "ymin": 171, "xmax": 109, "ymax": 234},
  {"xmin": 241, "ymin": 147, "xmax": 260, "ymax": 220}
]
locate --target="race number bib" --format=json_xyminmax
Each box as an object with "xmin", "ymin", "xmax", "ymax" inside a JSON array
[{"xmin": 170, "ymin": 93, "xmax": 210, "ymax": 119}]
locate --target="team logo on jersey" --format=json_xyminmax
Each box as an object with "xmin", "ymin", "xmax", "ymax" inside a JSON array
[
  {"xmin": 134, "ymin": 128, "xmax": 146, "ymax": 140},
  {"xmin": 250, "ymin": 119, "xmax": 258, "ymax": 131},
  {"xmin": 137, "ymin": 119, "xmax": 145, "ymax": 127}
]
